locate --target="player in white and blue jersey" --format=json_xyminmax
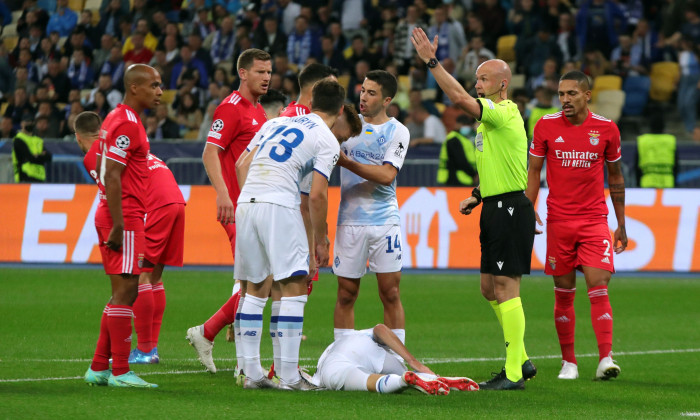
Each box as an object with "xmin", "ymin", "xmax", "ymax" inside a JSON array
[
  {"xmin": 233, "ymin": 80, "xmax": 354, "ymax": 391},
  {"xmin": 333, "ymin": 70, "xmax": 411, "ymax": 345}
]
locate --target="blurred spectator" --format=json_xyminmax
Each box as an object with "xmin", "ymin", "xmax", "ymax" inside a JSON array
[
  {"xmin": 158, "ymin": 21, "xmax": 184, "ymax": 50},
  {"xmin": 636, "ymin": 111, "xmax": 677, "ymax": 188},
  {"xmin": 677, "ymin": 36, "xmax": 700, "ymax": 133},
  {"xmin": 281, "ymin": 73, "xmax": 299, "ymax": 101},
  {"xmin": 124, "ymin": 32, "xmax": 154, "ymax": 65},
  {"xmin": 17, "ymin": 48, "xmax": 40, "ymax": 85},
  {"xmin": 172, "ymin": 69, "xmax": 204, "ymax": 110},
  {"xmin": 529, "ymin": 57, "xmax": 558, "ymax": 92},
  {"xmin": 437, "ymin": 114, "xmax": 478, "ymax": 186},
  {"xmin": 0, "ymin": 0, "xmax": 11, "ymax": 26},
  {"xmin": 387, "ymin": 102, "xmax": 406, "ymax": 123},
  {"xmin": 508, "ymin": 0, "xmax": 540, "ymax": 40},
  {"xmin": 394, "ymin": 5, "xmax": 426, "ymax": 73},
  {"xmin": 12, "ymin": 67, "xmax": 37, "ymax": 98},
  {"xmin": 46, "ymin": 0, "xmax": 77, "ymax": 37},
  {"xmin": 4, "ymin": 87, "xmax": 35, "ymax": 129},
  {"xmin": 92, "ymin": 35, "xmax": 115, "ymax": 76},
  {"xmin": 154, "ymin": 103, "xmax": 180, "ymax": 140},
  {"xmin": 332, "ymin": 0, "xmax": 375, "ymax": 41},
  {"xmin": 211, "ymin": 65, "xmax": 231, "ymax": 87},
  {"xmin": 253, "ymin": 13, "xmax": 288, "ymax": 56},
  {"xmin": 541, "ymin": 0, "xmax": 572, "ymax": 34},
  {"xmin": 408, "ymin": 104, "xmax": 447, "ymax": 147},
  {"xmin": 34, "ymin": 99, "xmax": 62, "ymax": 137},
  {"xmin": 43, "ymin": 58, "xmax": 70, "ymax": 102},
  {"xmin": 374, "ymin": 21, "xmax": 396, "ymax": 67},
  {"xmin": 62, "ymin": 26, "xmax": 94, "ymax": 63},
  {"xmin": 457, "ymin": 36, "xmax": 495, "ymax": 86},
  {"xmin": 610, "ymin": 33, "xmax": 645, "ymax": 77},
  {"xmin": 88, "ymin": 73, "xmax": 122, "ymax": 109},
  {"xmin": 466, "ymin": 13, "xmax": 496, "ymax": 54},
  {"xmin": 327, "ymin": 21, "xmax": 347, "ymax": 57},
  {"xmin": 35, "ymin": 37, "xmax": 58, "ymax": 78},
  {"xmin": 581, "ymin": 47, "xmax": 610, "ymax": 79},
  {"xmin": 478, "ymin": 0, "xmax": 507, "ymax": 41},
  {"xmin": 145, "ymin": 114, "xmax": 160, "ymax": 140},
  {"xmin": 67, "ymin": 49, "xmax": 95, "ymax": 90},
  {"xmin": 346, "ymin": 59, "xmax": 369, "ymax": 105},
  {"xmin": 511, "ymin": 87, "xmax": 531, "ymax": 133},
  {"xmin": 210, "ymin": 15, "xmax": 236, "ymax": 66},
  {"xmin": 408, "ymin": 88, "xmax": 440, "ymax": 117},
  {"xmin": 528, "ymin": 86, "xmax": 558, "ymax": 140},
  {"xmin": 34, "ymin": 115, "xmax": 53, "ymax": 138},
  {"xmin": 347, "ymin": 34, "xmax": 377, "ymax": 70},
  {"xmin": 79, "ymin": 10, "xmax": 101, "ymax": 49},
  {"xmin": 171, "ymin": 44, "xmax": 208, "ymax": 89},
  {"xmin": 520, "ymin": 27, "xmax": 562, "ymax": 78},
  {"xmin": 556, "ymin": 12, "xmax": 578, "ymax": 63},
  {"xmin": 12, "ymin": 114, "xmax": 51, "ymax": 182},
  {"xmin": 320, "ymin": 34, "xmax": 346, "ymax": 71},
  {"xmin": 98, "ymin": 0, "xmax": 126, "ymax": 39},
  {"xmin": 632, "ymin": 19, "xmax": 661, "ymax": 68},
  {"xmin": 576, "ymin": 0, "xmax": 627, "ymax": 58},
  {"xmin": 1, "ymin": 116, "xmax": 17, "ymax": 139},
  {"xmin": 287, "ymin": 15, "xmax": 320, "ymax": 68},
  {"xmin": 123, "ymin": 18, "xmax": 158, "ymax": 55},
  {"xmin": 428, "ymin": 5, "xmax": 467, "ymax": 62},
  {"xmin": 85, "ymin": 90, "xmax": 110, "ymax": 119},
  {"xmin": 150, "ymin": 47, "xmax": 172, "ymax": 87},
  {"xmin": 176, "ymin": 91, "xmax": 203, "ymax": 137},
  {"xmin": 198, "ymin": 82, "xmax": 231, "ymax": 140},
  {"xmin": 150, "ymin": 10, "xmax": 169, "ymax": 39},
  {"xmin": 130, "ymin": 0, "xmax": 148, "ymax": 26},
  {"xmin": 188, "ymin": 7, "xmax": 217, "ymax": 39},
  {"xmin": 163, "ymin": 34, "xmax": 180, "ymax": 64},
  {"xmin": 278, "ymin": 0, "xmax": 302, "ymax": 35},
  {"xmin": 27, "ymin": 24, "xmax": 44, "ymax": 57},
  {"xmin": 17, "ymin": 3, "xmax": 49, "ymax": 39},
  {"xmin": 231, "ymin": 27, "xmax": 253, "ymax": 60},
  {"xmin": 100, "ymin": 46, "xmax": 125, "ymax": 90}
]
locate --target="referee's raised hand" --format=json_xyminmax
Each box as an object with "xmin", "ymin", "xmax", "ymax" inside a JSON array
[{"xmin": 410, "ymin": 28, "xmax": 438, "ymax": 63}]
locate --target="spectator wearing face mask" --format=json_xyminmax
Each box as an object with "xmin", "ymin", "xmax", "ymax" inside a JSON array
[{"xmin": 437, "ymin": 115, "xmax": 478, "ymax": 186}]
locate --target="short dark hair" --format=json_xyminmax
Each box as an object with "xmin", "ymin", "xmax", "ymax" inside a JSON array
[
  {"xmin": 560, "ymin": 70, "xmax": 591, "ymax": 91},
  {"xmin": 236, "ymin": 48, "xmax": 271, "ymax": 71},
  {"xmin": 259, "ymin": 88, "xmax": 287, "ymax": 108},
  {"xmin": 298, "ymin": 63, "xmax": 336, "ymax": 89},
  {"xmin": 365, "ymin": 70, "xmax": 398, "ymax": 99},
  {"xmin": 311, "ymin": 80, "xmax": 345, "ymax": 114},
  {"xmin": 74, "ymin": 111, "xmax": 101, "ymax": 135},
  {"xmin": 342, "ymin": 102, "xmax": 363, "ymax": 138}
]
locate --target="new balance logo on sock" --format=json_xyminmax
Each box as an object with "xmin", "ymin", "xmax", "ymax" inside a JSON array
[
  {"xmin": 597, "ymin": 313, "xmax": 613, "ymax": 321},
  {"xmin": 601, "ymin": 256, "xmax": 610, "ymax": 264},
  {"xmin": 243, "ymin": 331, "xmax": 257, "ymax": 336},
  {"xmin": 555, "ymin": 315, "xmax": 571, "ymax": 323},
  {"xmin": 252, "ymin": 119, "xmax": 259, "ymax": 125},
  {"xmin": 555, "ymin": 136, "xmax": 565, "ymax": 143},
  {"xmin": 505, "ymin": 341, "xmax": 510, "ymax": 348},
  {"xmin": 497, "ymin": 261, "xmax": 504, "ymax": 270},
  {"xmin": 507, "ymin": 207, "xmax": 514, "ymax": 216}
]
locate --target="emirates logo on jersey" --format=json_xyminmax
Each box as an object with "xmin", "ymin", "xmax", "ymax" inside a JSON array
[
  {"xmin": 116, "ymin": 135, "xmax": 130, "ymax": 150},
  {"xmin": 211, "ymin": 119, "xmax": 224, "ymax": 132}
]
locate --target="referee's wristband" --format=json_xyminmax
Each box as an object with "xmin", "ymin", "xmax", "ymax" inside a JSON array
[{"xmin": 471, "ymin": 188, "xmax": 482, "ymax": 206}]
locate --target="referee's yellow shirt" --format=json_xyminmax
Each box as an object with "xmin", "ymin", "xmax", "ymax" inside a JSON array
[{"xmin": 474, "ymin": 98, "xmax": 528, "ymax": 198}]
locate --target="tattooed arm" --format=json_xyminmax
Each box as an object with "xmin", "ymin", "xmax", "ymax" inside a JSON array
[{"xmin": 606, "ymin": 160, "xmax": 627, "ymax": 253}]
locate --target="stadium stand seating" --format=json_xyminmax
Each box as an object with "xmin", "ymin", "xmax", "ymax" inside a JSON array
[
  {"xmin": 649, "ymin": 61, "xmax": 680, "ymax": 102},
  {"xmin": 3, "ymin": 35, "xmax": 18, "ymax": 51},
  {"xmin": 622, "ymin": 75, "xmax": 651, "ymax": 116},
  {"xmin": 592, "ymin": 90, "xmax": 625, "ymax": 122},
  {"xmin": 509, "ymin": 74, "xmax": 526, "ymax": 90},
  {"xmin": 496, "ymin": 34, "xmax": 517, "ymax": 62},
  {"xmin": 160, "ymin": 90, "xmax": 177, "ymax": 105},
  {"xmin": 591, "ymin": 75, "xmax": 622, "ymax": 102},
  {"xmin": 68, "ymin": 0, "xmax": 85, "ymax": 12}
]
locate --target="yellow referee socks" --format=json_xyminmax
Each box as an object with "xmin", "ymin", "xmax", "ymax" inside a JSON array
[
  {"xmin": 500, "ymin": 297, "xmax": 525, "ymax": 382},
  {"xmin": 490, "ymin": 300, "xmax": 529, "ymax": 363}
]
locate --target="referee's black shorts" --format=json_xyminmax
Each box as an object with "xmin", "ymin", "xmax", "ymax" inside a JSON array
[{"xmin": 479, "ymin": 191, "xmax": 535, "ymax": 276}]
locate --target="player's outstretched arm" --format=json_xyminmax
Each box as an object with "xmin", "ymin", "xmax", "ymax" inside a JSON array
[
  {"xmin": 606, "ymin": 160, "xmax": 627, "ymax": 253},
  {"xmin": 410, "ymin": 28, "xmax": 481, "ymax": 119},
  {"xmin": 337, "ymin": 151, "xmax": 398, "ymax": 186},
  {"xmin": 372, "ymin": 324, "xmax": 435, "ymax": 375},
  {"xmin": 309, "ymin": 172, "xmax": 330, "ymax": 266},
  {"xmin": 525, "ymin": 155, "xmax": 545, "ymax": 234},
  {"xmin": 202, "ymin": 143, "xmax": 233, "ymax": 225},
  {"xmin": 104, "ymin": 158, "xmax": 125, "ymax": 250}
]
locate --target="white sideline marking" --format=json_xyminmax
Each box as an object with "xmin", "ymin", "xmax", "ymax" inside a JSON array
[
  {"xmin": 681, "ymin": 413, "xmax": 700, "ymax": 417},
  {"xmin": 2, "ymin": 348, "xmax": 699, "ymax": 383}
]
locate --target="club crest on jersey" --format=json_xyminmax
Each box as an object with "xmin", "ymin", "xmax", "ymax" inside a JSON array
[
  {"xmin": 548, "ymin": 256, "xmax": 556, "ymax": 270},
  {"xmin": 377, "ymin": 135, "xmax": 386, "ymax": 145},
  {"xmin": 588, "ymin": 131, "xmax": 600, "ymax": 146},
  {"xmin": 211, "ymin": 119, "xmax": 224, "ymax": 132},
  {"xmin": 116, "ymin": 135, "xmax": 130, "ymax": 150}
]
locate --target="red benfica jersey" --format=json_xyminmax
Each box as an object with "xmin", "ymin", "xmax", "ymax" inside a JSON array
[
  {"xmin": 146, "ymin": 153, "xmax": 185, "ymax": 212},
  {"xmin": 531, "ymin": 111, "xmax": 621, "ymax": 222},
  {"xmin": 206, "ymin": 90, "xmax": 267, "ymax": 204},
  {"xmin": 280, "ymin": 101, "xmax": 310, "ymax": 117},
  {"xmin": 95, "ymin": 104, "xmax": 150, "ymax": 229}
]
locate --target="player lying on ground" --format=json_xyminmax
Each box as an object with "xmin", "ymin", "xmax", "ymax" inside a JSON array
[{"xmin": 310, "ymin": 324, "xmax": 478, "ymax": 394}]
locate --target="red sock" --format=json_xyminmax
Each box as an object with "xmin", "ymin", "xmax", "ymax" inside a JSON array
[
  {"xmin": 133, "ymin": 284, "xmax": 154, "ymax": 352},
  {"xmin": 203, "ymin": 293, "xmax": 240, "ymax": 342},
  {"xmin": 109, "ymin": 305, "xmax": 134, "ymax": 376},
  {"xmin": 152, "ymin": 282, "xmax": 166, "ymax": 347},
  {"xmin": 554, "ymin": 287, "xmax": 577, "ymax": 364},
  {"xmin": 90, "ymin": 305, "xmax": 111, "ymax": 372},
  {"xmin": 588, "ymin": 285, "xmax": 613, "ymax": 360}
]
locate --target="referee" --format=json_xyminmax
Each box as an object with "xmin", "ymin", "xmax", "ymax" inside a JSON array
[{"xmin": 412, "ymin": 28, "xmax": 536, "ymax": 390}]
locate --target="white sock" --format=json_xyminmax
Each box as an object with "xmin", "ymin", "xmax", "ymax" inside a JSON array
[
  {"xmin": 231, "ymin": 281, "xmax": 241, "ymax": 296},
  {"xmin": 375, "ymin": 374, "xmax": 406, "ymax": 394},
  {"xmin": 333, "ymin": 328, "xmax": 354, "ymax": 341},
  {"xmin": 270, "ymin": 300, "xmax": 281, "ymax": 374},
  {"xmin": 392, "ymin": 329, "xmax": 406, "ymax": 344},
  {"xmin": 278, "ymin": 295, "xmax": 307, "ymax": 384},
  {"xmin": 239, "ymin": 294, "xmax": 267, "ymax": 380},
  {"xmin": 233, "ymin": 295, "xmax": 245, "ymax": 374}
]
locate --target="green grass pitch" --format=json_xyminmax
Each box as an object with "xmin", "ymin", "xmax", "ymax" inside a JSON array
[{"xmin": 1, "ymin": 268, "xmax": 699, "ymax": 419}]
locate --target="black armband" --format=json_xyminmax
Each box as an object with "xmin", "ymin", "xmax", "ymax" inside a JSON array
[{"xmin": 471, "ymin": 188, "xmax": 482, "ymax": 205}]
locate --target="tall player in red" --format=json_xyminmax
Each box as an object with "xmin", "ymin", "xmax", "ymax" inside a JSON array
[
  {"xmin": 83, "ymin": 64, "xmax": 162, "ymax": 388},
  {"xmin": 525, "ymin": 71, "xmax": 627, "ymax": 381},
  {"xmin": 129, "ymin": 153, "xmax": 186, "ymax": 364},
  {"xmin": 186, "ymin": 48, "xmax": 271, "ymax": 374}
]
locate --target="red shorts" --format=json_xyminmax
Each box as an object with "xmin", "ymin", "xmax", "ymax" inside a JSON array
[
  {"xmin": 96, "ymin": 226, "xmax": 145, "ymax": 275},
  {"xmin": 221, "ymin": 221, "xmax": 236, "ymax": 260},
  {"xmin": 145, "ymin": 203, "xmax": 185, "ymax": 267},
  {"xmin": 545, "ymin": 219, "xmax": 615, "ymax": 276}
]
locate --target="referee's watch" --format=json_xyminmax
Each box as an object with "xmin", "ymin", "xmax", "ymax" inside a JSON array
[{"xmin": 426, "ymin": 58, "xmax": 438, "ymax": 69}]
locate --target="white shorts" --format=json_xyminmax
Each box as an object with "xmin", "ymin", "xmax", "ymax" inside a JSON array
[
  {"xmin": 332, "ymin": 225, "xmax": 403, "ymax": 278},
  {"xmin": 234, "ymin": 202, "xmax": 309, "ymax": 283}
]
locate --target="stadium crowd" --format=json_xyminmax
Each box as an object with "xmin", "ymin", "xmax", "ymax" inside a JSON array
[{"xmin": 1, "ymin": 0, "xmax": 700, "ymax": 147}]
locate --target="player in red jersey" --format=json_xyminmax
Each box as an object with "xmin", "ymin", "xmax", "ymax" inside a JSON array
[
  {"xmin": 186, "ymin": 48, "xmax": 271, "ymax": 374},
  {"xmin": 83, "ymin": 64, "xmax": 162, "ymax": 388},
  {"xmin": 525, "ymin": 71, "xmax": 627, "ymax": 381},
  {"xmin": 129, "ymin": 153, "xmax": 186, "ymax": 364}
]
